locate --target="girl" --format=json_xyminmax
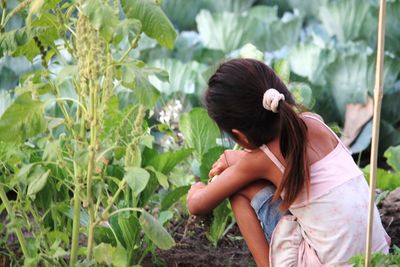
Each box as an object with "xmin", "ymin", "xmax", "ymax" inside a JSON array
[{"xmin": 186, "ymin": 59, "xmax": 390, "ymax": 266}]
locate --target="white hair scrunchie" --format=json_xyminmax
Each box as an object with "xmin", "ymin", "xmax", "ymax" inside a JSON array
[{"xmin": 262, "ymin": 88, "xmax": 285, "ymax": 113}]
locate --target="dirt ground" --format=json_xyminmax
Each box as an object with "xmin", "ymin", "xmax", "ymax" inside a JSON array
[{"xmin": 142, "ymin": 215, "xmax": 255, "ymax": 267}]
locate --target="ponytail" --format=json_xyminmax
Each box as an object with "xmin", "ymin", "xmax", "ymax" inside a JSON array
[{"xmin": 273, "ymin": 102, "xmax": 310, "ymax": 210}]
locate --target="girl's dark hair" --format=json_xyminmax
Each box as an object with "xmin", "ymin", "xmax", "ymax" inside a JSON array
[{"xmin": 205, "ymin": 58, "xmax": 309, "ymax": 210}]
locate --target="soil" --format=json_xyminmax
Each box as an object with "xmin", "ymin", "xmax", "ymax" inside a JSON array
[
  {"xmin": 379, "ymin": 188, "xmax": 400, "ymax": 248},
  {"xmin": 142, "ymin": 215, "xmax": 255, "ymax": 267}
]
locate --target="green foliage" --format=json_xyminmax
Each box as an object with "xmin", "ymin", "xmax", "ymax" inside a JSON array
[
  {"xmin": 139, "ymin": 210, "xmax": 176, "ymax": 250},
  {"xmin": 180, "ymin": 108, "xmax": 220, "ymax": 160},
  {"xmin": 349, "ymin": 246, "xmax": 400, "ymax": 266},
  {"xmin": 206, "ymin": 200, "xmax": 231, "ymax": 247},
  {"xmin": 0, "ymin": 92, "xmax": 46, "ymax": 143},
  {"xmin": 363, "ymin": 145, "xmax": 400, "ymax": 191},
  {"xmin": 121, "ymin": 0, "xmax": 177, "ymax": 49}
]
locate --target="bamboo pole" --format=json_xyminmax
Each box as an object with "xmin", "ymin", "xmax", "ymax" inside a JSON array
[{"xmin": 365, "ymin": 0, "xmax": 386, "ymax": 266}]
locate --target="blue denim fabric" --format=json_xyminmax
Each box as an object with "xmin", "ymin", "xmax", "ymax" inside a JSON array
[{"xmin": 250, "ymin": 185, "xmax": 284, "ymax": 243}]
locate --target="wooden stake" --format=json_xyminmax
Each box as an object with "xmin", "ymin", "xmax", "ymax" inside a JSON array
[{"xmin": 365, "ymin": 0, "xmax": 386, "ymax": 266}]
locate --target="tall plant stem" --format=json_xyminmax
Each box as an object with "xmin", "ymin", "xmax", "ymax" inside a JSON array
[
  {"xmin": 86, "ymin": 79, "xmax": 99, "ymax": 261},
  {"xmin": 70, "ymin": 162, "xmax": 81, "ymax": 267},
  {"xmin": 0, "ymin": 186, "xmax": 29, "ymax": 259}
]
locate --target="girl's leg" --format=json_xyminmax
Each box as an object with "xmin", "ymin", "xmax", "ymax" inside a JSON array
[{"xmin": 229, "ymin": 180, "xmax": 272, "ymax": 267}]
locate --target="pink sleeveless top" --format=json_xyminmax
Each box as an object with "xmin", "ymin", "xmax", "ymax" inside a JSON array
[{"xmin": 260, "ymin": 114, "xmax": 390, "ymax": 266}]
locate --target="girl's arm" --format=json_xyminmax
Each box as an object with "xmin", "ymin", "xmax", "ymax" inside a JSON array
[{"xmin": 187, "ymin": 151, "xmax": 268, "ymax": 215}]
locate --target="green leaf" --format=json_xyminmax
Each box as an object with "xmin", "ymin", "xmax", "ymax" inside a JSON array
[
  {"xmin": 318, "ymin": 0, "xmax": 371, "ymax": 42},
  {"xmin": 250, "ymin": 6, "xmax": 302, "ymax": 52},
  {"xmin": 158, "ymin": 210, "xmax": 173, "ymax": 225},
  {"xmin": 239, "ymin": 43, "xmax": 264, "ymax": 61},
  {"xmin": 82, "ymin": 0, "xmax": 119, "ymax": 41},
  {"xmin": 205, "ymin": 0, "xmax": 256, "ymax": 13},
  {"xmin": 123, "ymin": 167, "xmax": 150, "ymax": 197},
  {"xmin": 179, "ymin": 108, "xmax": 220, "ymax": 160},
  {"xmin": 199, "ymin": 146, "xmax": 225, "ymax": 183},
  {"xmin": 93, "ymin": 243, "xmax": 127, "ymax": 266},
  {"xmin": 326, "ymin": 51, "xmax": 369, "ymax": 117},
  {"xmin": 288, "ymin": 82, "xmax": 314, "ymax": 108},
  {"xmin": 288, "ymin": 42, "xmax": 336, "ymax": 86},
  {"xmin": 118, "ymin": 63, "xmax": 161, "ymax": 108},
  {"xmin": 160, "ymin": 185, "xmax": 190, "ymax": 211},
  {"xmin": 146, "ymin": 148, "xmax": 192, "ymax": 174},
  {"xmin": 146, "ymin": 166, "xmax": 169, "ymax": 189},
  {"xmin": 27, "ymin": 169, "xmax": 50, "ymax": 197},
  {"xmin": 113, "ymin": 19, "xmax": 142, "ymax": 45},
  {"xmin": 0, "ymin": 28, "xmax": 29, "ymax": 57},
  {"xmin": 161, "ymin": 0, "xmax": 206, "ymax": 30},
  {"xmin": 0, "ymin": 93, "xmax": 46, "ymax": 143},
  {"xmin": 384, "ymin": 145, "xmax": 400, "ymax": 173},
  {"xmin": 196, "ymin": 10, "xmax": 258, "ymax": 52},
  {"xmin": 148, "ymin": 58, "xmax": 207, "ymax": 95},
  {"xmin": 139, "ymin": 210, "xmax": 175, "ymax": 250},
  {"xmin": 207, "ymin": 200, "xmax": 230, "ymax": 247},
  {"xmin": 121, "ymin": 0, "xmax": 177, "ymax": 49},
  {"xmin": 273, "ymin": 59, "xmax": 290, "ymax": 84},
  {"xmin": 363, "ymin": 165, "xmax": 400, "ymax": 191}
]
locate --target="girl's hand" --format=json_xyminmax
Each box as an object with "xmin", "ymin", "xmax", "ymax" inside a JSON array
[
  {"xmin": 187, "ymin": 182, "xmax": 206, "ymax": 202},
  {"xmin": 209, "ymin": 150, "xmax": 247, "ymax": 177}
]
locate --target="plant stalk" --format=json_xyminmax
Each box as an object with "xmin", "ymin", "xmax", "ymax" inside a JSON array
[
  {"xmin": 0, "ymin": 186, "xmax": 30, "ymax": 259},
  {"xmin": 86, "ymin": 79, "xmax": 99, "ymax": 260}
]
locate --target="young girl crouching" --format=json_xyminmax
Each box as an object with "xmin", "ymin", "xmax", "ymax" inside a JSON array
[{"xmin": 186, "ymin": 59, "xmax": 390, "ymax": 266}]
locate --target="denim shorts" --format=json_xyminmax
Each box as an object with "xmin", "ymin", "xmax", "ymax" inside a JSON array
[{"xmin": 250, "ymin": 185, "xmax": 285, "ymax": 243}]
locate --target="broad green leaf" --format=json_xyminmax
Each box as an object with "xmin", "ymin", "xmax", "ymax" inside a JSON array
[
  {"xmin": 124, "ymin": 167, "xmax": 150, "ymax": 196},
  {"xmin": 113, "ymin": 19, "xmax": 142, "ymax": 45},
  {"xmin": 207, "ymin": 200, "xmax": 230, "ymax": 247},
  {"xmin": 94, "ymin": 225, "xmax": 117, "ymax": 247},
  {"xmin": 196, "ymin": 10, "xmax": 258, "ymax": 52},
  {"xmin": 27, "ymin": 169, "xmax": 50, "ymax": 196},
  {"xmin": 149, "ymin": 58, "xmax": 207, "ymax": 95},
  {"xmin": 93, "ymin": 243, "xmax": 114, "ymax": 266},
  {"xmin": 250, "ymin": 7, "xmax": 302, "ymax": 52},
  {"xmin": 118, "ymin": 214, "xmax": 140, "ymax": 249},
  {"xmin": 146, "ymin": 166, "xmax": 169, "ymax": 189},
  {"xmin": 118, "ymin": 63, "xmax": 160, "ymax": 108},
  {"xmin": 205, "ymin": 0, "xmax": 256, "ymax": 13},
  {"xmin": 363, "ymin": 165, "xmax": 400, "ymax": 191},
  {"xmin": 288, "ymin": 0, "xmax": 328, "ymax": 18},
  {"xmin": 0, "ymin": 28, "xmax": 29, "ymax": 57},
  {"xmin": 83, "ymin": 0, "xmax": 119, "ymax": 41},
  {"xmin": 273, "ymin": 59, "xmax": 290, "ymax": 84},
  {"xmin": 179, "ymin": 108, "xmax": 220, "ymax": 160},
  {"xmin": 199, "ymin": 146, "xmax": 225, "ymax": 183},
  {"xmin": 161, "ymin": 185, "xmax": 190, "ymax": 211},
  {"xmin": 381, "ymin": 82, "xmax": 400, "ymax": 125},
  {"xmin": 158, "ymin": 210, "xmax": 173, "ymax": 225},
  {"xmin": 288, "ymin": 82, "xmax": 314, "ymax": 108},
  {"xmin": 326, "ymin": 51, "xmax": 369, "ymax": 117},
  {"xmin": 139, "ymin": 210, "xmax": 175, "ymax": 250},
  {"xmin": 161, "ymin": 0, "xmax": 206, "ymax": 30},
  {"xmin": 384, "ymin": 145, "xmax": 400, "ymax": 173},
  {"xmin": 121, "ymin": 0, "xmax": 177, "ymax": 49},
  {"xmin": 318, "ymin": 0, "xmax": 371, "ymax": 42},
  {"xmin": 385, "ymin": 0, "xmax": 400, "ymax": 55},
  {"xmin": 239, "ymin": 43, "xmax": 264, "ymax": 61},
  {"xmin": 288, "ymin": 42, "xmax": 336, "ymax": 86},
  {"xmin": 0, "ymin": 93, "xmax": 46, "ymax": 143},
  {"xmin": 146, "ymin": 148, "xmax": 192, "ymax": 174}
]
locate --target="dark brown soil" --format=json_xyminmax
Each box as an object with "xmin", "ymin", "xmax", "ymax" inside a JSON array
[
  {"xmin": 142, "ymin": 215, "xmax": 255, "ymax": 267},
  {"xmin": 380, "ymin": 188, "xmax": 400, "ymax": 247}
]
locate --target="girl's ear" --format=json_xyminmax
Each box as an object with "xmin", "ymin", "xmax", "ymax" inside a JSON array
[{"xmin": 231, "ymin": 129, "xmax": 251, "ymax": 147}]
